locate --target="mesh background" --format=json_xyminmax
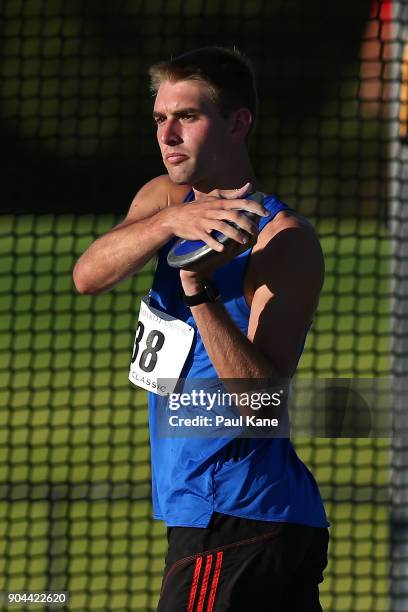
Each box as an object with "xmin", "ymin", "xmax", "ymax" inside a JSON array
[{"xmin": 0, "ymin": 1, "xmax": 399, "ymax": 610}]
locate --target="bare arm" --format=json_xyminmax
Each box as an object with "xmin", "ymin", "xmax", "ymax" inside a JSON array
[
  {"xmin": 181, "ymin": 299, "xmax": 275, "ymax": 378},
  {"xmin": 73, "ymin": 175, "xmax": 190, "ymax": 295},
  {"xmin": 73, "ymin": 178, "xmax": 268, "ymax": 295},
  {"xmin": 180, "ymin": 214, "xmax": 324, "ymax": 382}
]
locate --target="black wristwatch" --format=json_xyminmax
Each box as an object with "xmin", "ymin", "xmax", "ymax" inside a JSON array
[{"xmin": 182, "ymin": 280, "xmax": 221, "ymax": 307}]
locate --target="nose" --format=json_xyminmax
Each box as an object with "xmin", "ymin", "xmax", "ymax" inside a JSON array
[{"xmin": 160, "ymin": 119, "xmax": 182, "ymax": 146}]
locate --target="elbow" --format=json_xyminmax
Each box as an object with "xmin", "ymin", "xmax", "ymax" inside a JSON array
[{"xmin": 72, "ymin": 261, "xmax": 99, "ymax": 295}]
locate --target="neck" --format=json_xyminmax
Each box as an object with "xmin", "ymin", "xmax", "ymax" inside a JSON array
[{"xmin": 192, "ymin": 152, "xmax": 261, "ymax": 199}]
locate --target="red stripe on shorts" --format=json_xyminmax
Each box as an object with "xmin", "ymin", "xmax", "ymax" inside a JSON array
[
  {"xmin": 196, "ymin": 554, "xmax": 213, "ymax": 612},
  {"xmin": 206, "ymin": 551, "xmax": 223, "ymax": 612},
  {"xmin": 187, "ymin": 556, "xmax": 203, "ymax": 612}
]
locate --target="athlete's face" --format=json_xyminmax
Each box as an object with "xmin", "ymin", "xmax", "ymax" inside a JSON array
[{"xmin": 153, "ymin": 79, "xmax": 233, "ymax": 190}]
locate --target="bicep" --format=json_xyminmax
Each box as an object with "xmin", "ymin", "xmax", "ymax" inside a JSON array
[{"xmin": 247, "ymin": 227, "xmax": 324, "ymax": 377}]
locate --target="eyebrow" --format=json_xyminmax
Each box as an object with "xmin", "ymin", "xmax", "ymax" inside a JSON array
[{"xmin": 152, "ymin": 107, "xmax": 200, "ymax": 120}]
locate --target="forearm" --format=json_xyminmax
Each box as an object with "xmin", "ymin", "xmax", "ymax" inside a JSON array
[
  {"xmin": 190, "ymin": 300, "xmax": 278, "ymax": 380},
  {"xmin": 189, "ymin": 301, "xmax": 286, "ymax": 419},
  {"xmin": 73, "ymin": 208, "xmax": 173, "ymax": 294},
  {"xmin": 73, "ymin": 185, "xmax": 268, "ymax": 295}
]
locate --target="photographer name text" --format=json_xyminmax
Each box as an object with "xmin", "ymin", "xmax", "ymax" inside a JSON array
[{"xmin": 168, "ymin": 415, "xmax": 279, "ymax": 428}]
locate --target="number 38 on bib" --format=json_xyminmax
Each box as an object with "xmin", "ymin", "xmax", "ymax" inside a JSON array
[{"xmin": 128, "ymin": 296, "xmax": 195, "ymax": 396}]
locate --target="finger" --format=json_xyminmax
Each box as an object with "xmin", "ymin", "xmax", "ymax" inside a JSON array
[
  {"xmin": 225, "ymin": 198, "xmax": 269, "ymax": 217},
  {"xmin": 213, "ymin": 210, "xmax": 259, "ymax": 234},
  {"xmin": 218, "ymin": 182, "xmax": 253, "ymax": 200},
  {"xmin": 200, "ymin": 231, "xmax": 225, "ymax": 252},
  {"xmin": 209, "ymin": 220, "xmax": 251, "ymax": 245}
]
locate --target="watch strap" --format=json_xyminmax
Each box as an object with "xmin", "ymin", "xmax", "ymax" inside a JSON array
[{"xmin": 182, "ymin": 280, "xmax": 221, "ymax": 306}]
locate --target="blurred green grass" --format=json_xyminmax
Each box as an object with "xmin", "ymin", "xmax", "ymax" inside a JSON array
[{"xmin": 0, "ymin": 214, "xmax": 391, "ymax": 611}]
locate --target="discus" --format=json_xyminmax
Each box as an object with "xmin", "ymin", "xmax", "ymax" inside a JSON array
[{"xmin": 167, "ymin": 192, "xmax": 265, "ymax": 269}]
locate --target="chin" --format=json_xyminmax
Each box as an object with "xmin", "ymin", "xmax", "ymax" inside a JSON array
[
  {"xmin": 169, "ymin": 176, "xmax": 189, "ymax": 185},
  {"xmin": 167, "ymin": 169, "xmax": 193, "ymax": 186}
]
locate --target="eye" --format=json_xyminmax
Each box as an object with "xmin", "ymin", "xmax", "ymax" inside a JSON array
[
  {"xmin": 154, "ymin": 116, "xmax": 165, "ymax": 125},
  {"xmin": 180, "ymin": 114, "xmax": 196, "ymax": 122}
]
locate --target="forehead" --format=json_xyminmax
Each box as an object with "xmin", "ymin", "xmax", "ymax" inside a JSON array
[{"xmin": 153, "ymin": 79, "xmax": 215, "ymax": 114}]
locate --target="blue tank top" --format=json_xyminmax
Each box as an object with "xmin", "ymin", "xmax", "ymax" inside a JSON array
[{"xmin": 147, "ymin": 192, "xmax": 329, "ymax": 528}]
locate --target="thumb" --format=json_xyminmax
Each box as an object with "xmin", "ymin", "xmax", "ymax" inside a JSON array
[{"xmin": 219, "ymin": 182, "xmax": 253, "ymax": 200}]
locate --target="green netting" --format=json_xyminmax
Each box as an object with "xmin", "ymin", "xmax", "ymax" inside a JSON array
[{"xmin": 0, "ymin": 0, "xmax": 400, "ymax": 610}]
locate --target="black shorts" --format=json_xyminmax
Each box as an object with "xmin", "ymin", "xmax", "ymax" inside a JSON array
[{"xmin": 157, "ymin": 512, "xmax": 329, "ymax": 612}]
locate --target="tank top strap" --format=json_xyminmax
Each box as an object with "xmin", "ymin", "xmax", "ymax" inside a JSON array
[{"xmin": 258, "ymin": 194, "xmax": 292, "ymax": 231}]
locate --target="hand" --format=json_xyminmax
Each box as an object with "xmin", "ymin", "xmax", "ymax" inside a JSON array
[
  {"xmin": 179, "ymin": 232, "xmax": 254, "ymax": 295},
  {"xmin": 161, "ymin": 182, "xmax": 268, "ymax": 252}
]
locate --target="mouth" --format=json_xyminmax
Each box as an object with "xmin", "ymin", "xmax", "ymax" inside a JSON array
[{"xmin": 165, "ymin": 153, "xmax": 189, "ymax": 164}]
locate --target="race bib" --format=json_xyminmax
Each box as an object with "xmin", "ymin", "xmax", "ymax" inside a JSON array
[{"xmin": 129, "ymin": 296, "xmax": 195, "ymax": 396}]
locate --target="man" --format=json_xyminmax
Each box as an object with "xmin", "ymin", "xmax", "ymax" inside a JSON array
[{"xmin": 73, "ymin": 47, "xmax": 329, "ymax": 611}]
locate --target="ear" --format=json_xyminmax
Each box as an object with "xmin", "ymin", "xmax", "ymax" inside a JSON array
[{"xmin": 229, "ymin": 108, "xmax": 253, "ymax": 139}]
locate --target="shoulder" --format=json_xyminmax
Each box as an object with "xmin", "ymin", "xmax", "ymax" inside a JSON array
[
  {"xmin": 134, "ymin": 174, "xmax": 192, "ymax": 208},
  {"xmin": 256, "ymin": 208, "xmax": 320, "ymax": 249},
  {"xmin": 249, "ymin": 209, "xmax": 324, "ymax": 297},
  {"xmin": 123, "ymin": 175, "xmax": 192, "ymax": 224}
]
